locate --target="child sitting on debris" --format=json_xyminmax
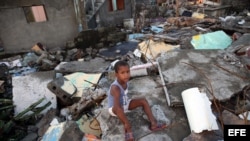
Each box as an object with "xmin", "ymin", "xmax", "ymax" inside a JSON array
[{"xmin": 107, "ymin": 60, "xmax": 167, "ymax": 141}]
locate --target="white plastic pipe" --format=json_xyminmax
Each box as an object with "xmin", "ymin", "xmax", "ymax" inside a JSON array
[{"xmin": 181, "ymin": 87, "xmax": 219, "ymax": 133}]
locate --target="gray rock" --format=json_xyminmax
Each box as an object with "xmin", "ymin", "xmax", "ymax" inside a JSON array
[{"xmin": 20, "ymin": 132, "xmax": 38, "ymax": 141}]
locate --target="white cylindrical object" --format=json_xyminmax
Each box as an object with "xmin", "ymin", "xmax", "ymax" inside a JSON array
[
  {"xmin": 130, "ymin": 67, "xmax": 148, "ymax": 77},
  {"xmin": 181, "ymin": 87, "xmax": 219, "ymax": 133}
]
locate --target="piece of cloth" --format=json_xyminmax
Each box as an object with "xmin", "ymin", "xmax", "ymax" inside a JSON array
[
  {"xmin": 108, "ymin": 107, "xmax": 117, "ymax": 117},
  {"xmin": 108, "ymin": 99, "xmax": 132, "ymax": 117},
  {"xmin": 191, "ymin": 30, "xmax": 232, "ymax": 50}
]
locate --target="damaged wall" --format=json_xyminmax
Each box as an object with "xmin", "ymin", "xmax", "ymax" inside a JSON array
[
  {"xmin": 98, "ymin": 0, "xmax": 133, "ymax": 27},
  {"xmin": 0, "ymin": 0, "xmax": 79, "ymax": 53},
  {"xmin": 222, "ymin": 0, "xmax": 250, "ymax": 12},
  {"xmin": 1, "ymin": 0, "xmax": 250, "ymax": 53}
]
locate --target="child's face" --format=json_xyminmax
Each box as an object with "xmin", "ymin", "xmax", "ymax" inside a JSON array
[{"xmin": 115, "ymin": 65, "xmax": 130, "ymax": 83}]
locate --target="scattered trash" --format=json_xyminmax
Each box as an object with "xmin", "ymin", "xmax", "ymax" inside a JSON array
[
  {"xmin": 138, "ymin": 39, "xmax": 180, "ymax": 60},
  {"xmin": 64, "ymin": 72, "xmax": 102, "ymax": 97},
  {"xmin": 192, "ymin": 12, "xmax": 205, "ymax": 19},
  {"xmin": 127, "ymin": 33, "xmax": 145, "ymax": 41},
  {"xmin": 31, "ymin": 42, "xmax": 47, "ymax": 55},
  {"xmin": 41, "ymin": 122, "xmax": 66, "ymax": 141},
  {"xmin": 239, "ymin": 111, "xmax": 250, "ymax": 121},
  {"xmin": 150, "ymin": 25, "xmax": 164, "ymax": 33},
  {"xmin": 76, "ymin": 114, "xmax": 102, "ymax": 138},
  {"xmin": 82, "ymin": 133, "xmax": 101, "ymax": 141}
]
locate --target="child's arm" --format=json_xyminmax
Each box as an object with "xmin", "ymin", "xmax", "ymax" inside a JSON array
[{"xmin": 111, "ymin": 85, "xmax": 132, "ymax": 132}]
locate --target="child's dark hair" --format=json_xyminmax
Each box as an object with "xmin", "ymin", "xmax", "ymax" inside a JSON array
[{"xmin": 114, "ymin": 60, "xmax": 129, "ymax": 73}]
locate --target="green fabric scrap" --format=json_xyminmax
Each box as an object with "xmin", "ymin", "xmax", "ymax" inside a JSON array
[{"xmin": 191, "ymin": 30, "xmax": 232, "ymax": 50}]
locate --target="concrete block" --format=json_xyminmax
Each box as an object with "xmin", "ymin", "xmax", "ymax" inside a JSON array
[
  {"xmin": 47, "ymin": 76, "xmax": 76, "ymax": 106},
  {"xmin": 54, "ymin": 57, "xmax": 110, "ymax": 73}
]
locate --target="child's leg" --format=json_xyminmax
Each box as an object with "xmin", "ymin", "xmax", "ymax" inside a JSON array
[
  {"xmin": 128, "ymin": 98, "xmax": 167, "ymax": 131},
  {"xmin": 128, "ymin": 98, "xmax": 157, "ymax": 127}
]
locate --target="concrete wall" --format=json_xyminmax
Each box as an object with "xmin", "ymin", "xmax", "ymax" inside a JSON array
[
  {"xmin": 222, "ymin": 0, "xmax": 250, "ymax": 12},
  {"xmin": 98, "ymin": 0, "xmax": 133, "ymax": 27},
  {"xmin": 1, "ymin": 0, "xmax": 249, "ymax": 53},
  {"xmin": 0, "ymin": 0, "xmax": 79, "ymax": 53}
]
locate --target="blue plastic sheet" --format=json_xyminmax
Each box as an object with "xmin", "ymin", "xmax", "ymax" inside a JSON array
[
  {"xmin": 191, "ymin": 30, "xmax": 232, "ymax": 50},
  {"xmin": 150, "ymin": 26, "xmax": 164, "ymax": 33},
  {"xmin": 128, "ymin": 33, "xmax": 145, "ymax": 40}
]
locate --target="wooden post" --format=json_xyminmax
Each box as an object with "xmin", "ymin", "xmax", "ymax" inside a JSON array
[{"xmin": 176, "ymin": 0, "xmax": 179, "ymax": 17}]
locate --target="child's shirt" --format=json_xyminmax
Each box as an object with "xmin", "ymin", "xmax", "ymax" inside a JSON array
[{"xmin": 108, "ymin": 79, "xmax": 129, "ymax": 109}]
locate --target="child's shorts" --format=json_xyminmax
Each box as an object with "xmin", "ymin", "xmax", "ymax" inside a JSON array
[{"xmin": 108, "ymin": 99, "xmax": 131, "ymax": 117}]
